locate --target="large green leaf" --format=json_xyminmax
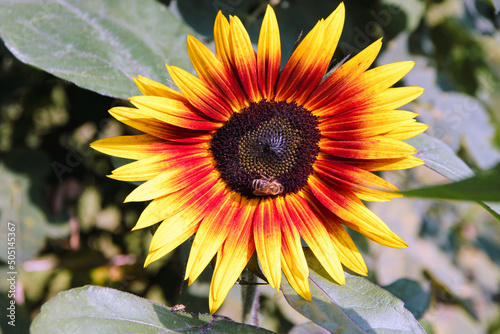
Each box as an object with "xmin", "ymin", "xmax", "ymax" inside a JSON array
[
  {"xmin": 282, "ymin": 251, "xmax": 426, "ymax": 334},
  {"xmin": 0, "ymin": 0, "xmax": 194, "ymax": 99},
  {"xmin": 401, "ymin": 163, "xmax": 500, "ymax": 202},
  {"xmin": 30, "ymin": 285, "xmax": 275, "ymax": 334}
]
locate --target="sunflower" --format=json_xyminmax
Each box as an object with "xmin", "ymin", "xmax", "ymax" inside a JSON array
[{"xmin": 91, "ymin": 3, "xmax": 427, "ymax": 313}]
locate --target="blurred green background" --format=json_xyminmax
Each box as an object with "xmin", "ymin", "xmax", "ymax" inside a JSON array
[{"xmin": 1, "ymin": 0, "xmax": 500, "ymax": 333}]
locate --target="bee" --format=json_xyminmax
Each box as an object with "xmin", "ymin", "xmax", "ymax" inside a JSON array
[
  {"xmin": 171, "ymin": 304, "xmax": 186, "ymax": 312},
  {"xmin": 251, "ymin": 174, "xmax": 284, "ymax": 196}
]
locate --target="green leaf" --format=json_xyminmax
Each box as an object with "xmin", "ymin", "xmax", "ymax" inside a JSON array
[
  {"xmin": 478, "ymin": 202, "xmax": 500, "ymax": 221},
  {"xmin": 383, "ymin": 279, "xmax": 431, "ymax": 320},
  {"xmin": 282, "ymin": 250, "xmax": 426, "ymax": 334},
  {"xmin": 0, "ymin": 0, "xmax": 194, "ymax": 99},
  {"xmin": 406, "ymin": 133, "xmax": 500, "ymax": 219},
  {"xmin": 30, "ymin": 286, "xmax": 275, "ymax": 334},
  {"xmin": 406, "ymin": 133, "xmax": 474, "ymax": 182},
  {"xmin": 401, "ymin": 164, "xmax": 500, "ymax": 202}
]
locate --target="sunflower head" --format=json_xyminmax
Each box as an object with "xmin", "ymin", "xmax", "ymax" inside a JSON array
[{"xmin": 92, "ymin": 3, "xmax": 426, "ymax": 313}]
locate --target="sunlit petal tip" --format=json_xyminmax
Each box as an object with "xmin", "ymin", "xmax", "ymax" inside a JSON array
[
  {"xmin": 123, "ymin": 192, "xmax": 140, "ymax": 203},
  {"xmin": 303, "ymin": 290, "xmax": 312, "ymax": 302},
  {"xmin": 214, "ymin": 11, "xmax": 229, "ymax": 29},
  {"xmin": 410, "ymin": 155, "xmax": 426, "ymax": 167},
  {"xmin": 144, "ymin": 253, "xmax": 155, "ymax": 267},
  {"xmin": 330, "ymin": 2, "xmax": 345, "ymax": 20},
  {"xmin": 106, "ymin": 173, "xmax": 131, "ymax": 183},
  {"xmin": 282, "ymin": 259, "xmax": 312, "ymax": 301},
  {"xmin": 165, "ymin": 64, "xmax": 176, "ymax": 75},
  {"xmin": 144, "ymin": 248, "xmax": 171, "ymax": 267},
  {"xmin": 410, "ymin": 87, "xmax": 425, "ymax": 100},
  {"xmin": 209, "ymin": 297, "xmax": 223, "ymax": 315},
  {"xmin": 392, "ymin": 238, "xmax": 408, "ymax": 248},
  {"xmin": 337, "ymin": 272, "xmax": 346, "ymax": 285},
  {"xmin": 355, "ymin": 263, "xmax": 369, "ymax": 276},
  {"xmin": 372, "ymin": 38, "xmax": 383, "ymax": 51}
]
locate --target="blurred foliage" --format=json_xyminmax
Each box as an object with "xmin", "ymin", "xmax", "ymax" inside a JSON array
[{"xmin": 0, "ymin": 0, "xmax": 499, "ymax": 333}]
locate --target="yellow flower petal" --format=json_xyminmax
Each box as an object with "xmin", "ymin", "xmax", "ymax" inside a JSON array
[
  {"xmin": 124, "ymin": 159, "xmax": 213, "ymax": 202},
  {"xmin": 287, "ymin": 194, "xmax": 345, "ymax": 285},
  {"xmin": 185, "ymin": 192, "xmax": 241, "ymax": 285},
  {"xmin": 304, "ymin": 192, "xmax": 367, "ymax": 275},
  {"xmin": 384, "ymin": 122, "xmax": 428, "ymax": 140},
  {"xmin": 305, "ymin": 38, "xmax": 382, "ymax": 111},
  {"xmin": 209, "ymin": 198, "xmax": 257, "ymax": 313},
  {"xmin": 148, "ymin": 181, "xmax": 226, "ymax": 253},
  {"xmin": 91, "ymin": 135, "xmax": 171, "ymax": 160},
  {"xmin": 361, "ymin": 86, "xmax": 425, "ymax": 111},
  {"xmin": 308, "ymin": 174, "xmax": 407, "ymax": 248},
  {"xmin": 167, "ymin": 65, "xmax": 232, "ymax": 121},
  {"xmin": 276, "ymin": 196, "xmax": 310, "ymax": 293},
  {"xmin": 214, "ymin": 11, "xmax": 232, "ymax": 68},
  {"xmin": 257, "ymin": 5, "xmax": 281, "ymax": 99},
  {"xmin": 229, "ymin": 15, "xmax": 260, "ymax": 102},
  {"xmin": 254, "ymin": 198, "xmax": 281, "ymax": 290},
  {"xmin": 133, "ymin": 75, "xmax": 186, "ymax": 101},
  {"xmin": 187, "ymin": 35, "xmax": 245, "ymax": 111},
  {"xmin": 320, "ymin": 136, "xmax": 417, "ymax": 160},
  {"xmin": 109, "ymin": 148, "xmax": 209, "ymax": 182},
  {"xmin": 132, "ymin": 171, "xmax": 219, "ymax": 231}
]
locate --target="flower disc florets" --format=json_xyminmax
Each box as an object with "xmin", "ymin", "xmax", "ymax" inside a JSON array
[{"xmin": 210, "ymin": 99, "xmax": 320, "ymax": 198}]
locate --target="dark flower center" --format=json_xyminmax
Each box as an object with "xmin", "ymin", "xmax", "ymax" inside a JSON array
[{"xmin": 210, "ymin": 100, "xmax": 320, "ymax": 198}]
